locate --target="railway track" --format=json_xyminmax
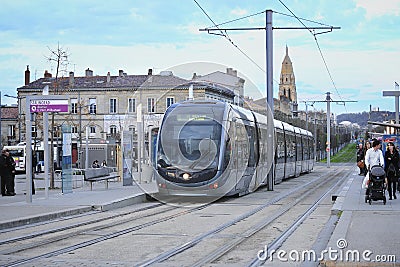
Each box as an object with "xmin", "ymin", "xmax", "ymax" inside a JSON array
[{"xmin": 0, "ymin": 164, "xmax": 352, "ymax": 266}]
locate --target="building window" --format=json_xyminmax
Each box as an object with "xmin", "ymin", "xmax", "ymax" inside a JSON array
[
  {"xmin": 89, "ymin": 98, "xmax": 97, "ymax": 114},
  {"xmin": 110, "ymin": 98, "xmax": 117, "ymax": 114},
  {"xmin": 110, "ymin": 125, "xmax": 117, "ymax": 135},
  {"xmin": 147, "ymin": 98, "xmax": 155, "ymax": 113},
  {"xmin": 8, "ymin": 125, "xmax": 15, "ymax": 138},
  {"xmin": 166, "ymin": 97, "xmax": 174, "ymax": 108},
  {"xmin": 71, "ymin": 98, "xmax": 78, "ymax": 114},
  {"xmin": 71, "ymin": 126, "xmax": 78, "ymax": 133},
  {"xmin": 52, "ymin": 126, "xmax": 61, "ymax": 138},
  {"xmin": 31, "ymin": 125, "xmax": 37, "ymax": 138},
  {"xmin": 90, "ymin": 126, "xmax": 96, "ymax": 134},
  {"xmin": 128, "ymin": 98, "xmax": 136, "ymax": 113}
]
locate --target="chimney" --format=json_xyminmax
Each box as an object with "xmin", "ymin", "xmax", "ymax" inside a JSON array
[
  {"xmin": 226, "ymin": 68, "xmax": 237, "ymax": 77},
  {"xmin": 119, "ymin": 69, "xmax": 124, "ymax": 77},
  {"xmin": 85, "ymin": 68, "xmax": 93, "ymax": 77},
  {"xmin": 24, "ymin": 65, "xmax": 30, "ymax": 85},
  {"xmin": 69, "ymin": 71, "xmax": 74, "ymax": 86},
  {"xmin": 148, "ymin": 68, "xmax": 153, "ymax": 75},
  {"xmin": 107, "ymin": 72, "xmax": 111, "ymax": 83},
  {"xmin": 44, "ymin": 70, "xmax": 52, "ymax": 78}
]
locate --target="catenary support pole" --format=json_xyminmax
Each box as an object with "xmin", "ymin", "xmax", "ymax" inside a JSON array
[
  {"xmin": 266, "ymin": 9, "xmax": 274, "ymax": 191},
  {"xmin": 43, "ymin": 85, "xmax": 49, "ymax": 198},
  {"xmin": 326, "ymin": 92, "xmax": 331, "ymax": 168},
  {"xmin": 25, "ymin": 96, "xmax": 33, "ymax": 203}
]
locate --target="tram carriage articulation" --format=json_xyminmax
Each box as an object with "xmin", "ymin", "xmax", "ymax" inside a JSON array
[{"xmin": 155, "ymin": 100, "xmax": 314, "ymax": 197}]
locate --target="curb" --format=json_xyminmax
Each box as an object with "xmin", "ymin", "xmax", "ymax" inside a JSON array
[
  {"xmin": 331, "ymin": 176, "xmax": 354, "ymax": 215},
  {"xmin": 92, "ymin": 193, "xmax": 148, "ymax": 211},
  {"xmin": 0, "ymin": 206, "xmax": 93, "ymax": 230}
]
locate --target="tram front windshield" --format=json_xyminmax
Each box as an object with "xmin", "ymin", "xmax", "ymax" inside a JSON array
[{"xmin": 157, "ymin": 104, "xmax": 225, "ymax": 183}]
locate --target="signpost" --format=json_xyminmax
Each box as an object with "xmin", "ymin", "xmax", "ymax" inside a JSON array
[
  {"xmin": 25, "ymin": 95, "xmax": 68, "ymax": 203},
  {"xmin": 29, "ymin": 99, "xmax": 69, "ymax": 113}
]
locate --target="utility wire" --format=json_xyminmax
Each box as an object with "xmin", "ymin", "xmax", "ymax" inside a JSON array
[
  {"xmin": 206, "ymin": 10, "xmax": 266, "ymax": 29},
  {"xmin": 194, "ymin": 0, "xmax": 266, "ymax": 73},
  {"xmin": 277, "ymin": 0, "xmax": 347, "ymax": 111},
  {"xmin": 273, "ymin": 11, "xmax": 333, "ymax": 27}
]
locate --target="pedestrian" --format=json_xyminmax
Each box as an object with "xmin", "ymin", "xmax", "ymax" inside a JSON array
[
  {"xmin": 356, "ymin": 143, "xmax": 365, "ymax": 175},
  {"xmin": 384, "ymin": 142, "xmax": 399, "ymax": 200},
  {"xmin": 364, "ymin": 139, "xmax": 385, "ymax": 197},
  {"xmin": 363, "ymin": 141, "xmax": 371, "ymax": 176},
  {"xmin": 0, "ymin": 149, "xmax": 16, "ymax": 196},
  {"xmin": 101, "ymin": 160, "xmax": 107, "ymax": 167},
  {"xmin": 92, "ymin": 160, "xmax": 100, "ymax": 168}
]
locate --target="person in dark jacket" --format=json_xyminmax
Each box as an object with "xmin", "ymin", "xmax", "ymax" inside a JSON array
[
  {"xmin": 357, "ymin": 143, "xmax": 365, "ymax": 175},
  {"xmin": 384, "ymin": 142, "xmax": 399, "ymax": 200},
  {"xmin": 0, "ymin": 149, "xmax": 16, "ymax": 196}
]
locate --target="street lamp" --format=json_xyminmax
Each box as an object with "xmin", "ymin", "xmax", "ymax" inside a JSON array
[{"xmin": 4, "ymin": 94, "xmax": 22, "ymax": 144}]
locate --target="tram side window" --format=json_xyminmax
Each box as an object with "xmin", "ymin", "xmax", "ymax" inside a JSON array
[
  {"xmin": 222, "ymin": 123, "xmax": 233, "ymax": 171},
  {"xmin": 309, "ymin": 136, "xmax": 314, "ymax": 159},
  {"xmin": 259, "ymin": 127, "xmax": 268, "ymax": 164},
  {"xmin": 277, "ymin": 131, "xmax": 285, "ymax": 164},
  {"xmin": 287, "ymin": 133, "xmax": 295, "ymax": 162},
  {"xmin": 297, "ymin": 135, "xmax": 303, "ymax": 161},
  {"xmin": 304, "ymin": 136, "xmax": 309, "ymax": 160},
  {"xmin": 245, "ymin": 125, "xmax": 256, "ymax": 167}
]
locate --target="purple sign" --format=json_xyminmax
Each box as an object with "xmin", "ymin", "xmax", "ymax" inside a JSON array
[{"xmin": 30, "ymin": 99, "xmax": 69, "ymax": 113}]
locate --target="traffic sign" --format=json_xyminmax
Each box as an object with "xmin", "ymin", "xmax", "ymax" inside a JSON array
[{"xmin": 30, "ymin": 99, "xmax": 69, "ymax": 113}]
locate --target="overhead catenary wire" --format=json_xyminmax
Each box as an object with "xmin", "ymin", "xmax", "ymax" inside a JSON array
[
  {"xmin": 195, "ymin": 0, "xmax": 345, "ymax": 108},
  {"xmin": 277, "ymin": 0, "xmax": 347, "ymax": 111},
  {"xmin": 193, "ymin": 0, "xmax": 266, "ymax": 74}
]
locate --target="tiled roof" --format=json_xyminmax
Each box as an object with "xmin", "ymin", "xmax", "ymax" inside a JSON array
[
  {"xmin": 18, "ymin": 75, "xmax": 150, "ymax": 90},
  {"xmin": 0, "ymin": 106, "xmax": 18, "ymax": 119},
  {"xmin": 17, "ymin": 72, "xmax": 235, "ymax": 96}
]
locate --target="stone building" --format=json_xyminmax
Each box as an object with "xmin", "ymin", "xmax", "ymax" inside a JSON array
[{"xmin": 0, "ymin": 106, "xmax": 18, "ymax": 147}]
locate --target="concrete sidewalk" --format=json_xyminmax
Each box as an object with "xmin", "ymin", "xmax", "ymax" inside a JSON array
[
  {"xmin": 325, "ymin": 169, "xmax": 400, "ymax": 266},
  {"xmin": 0, "ymin": 173, "xmax": 157, "ymax": 230}
]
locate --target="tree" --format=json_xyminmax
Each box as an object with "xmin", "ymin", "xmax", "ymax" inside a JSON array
[{"xmin": 46, "ymin": 43, "xmax": 69, "ymax": 188}]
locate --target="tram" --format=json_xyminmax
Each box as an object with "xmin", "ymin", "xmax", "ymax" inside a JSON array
[{"xmin": 154, "ymin": 100, "xmax": 314, "ymax": 197}]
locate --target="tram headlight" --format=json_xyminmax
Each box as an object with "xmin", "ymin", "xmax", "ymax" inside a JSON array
[{"xmin": 182, "ymin": 173, "xmax": 191, "ymax": 180}]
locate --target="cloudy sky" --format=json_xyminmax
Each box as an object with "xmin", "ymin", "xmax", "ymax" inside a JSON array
[{"xmin": 0, "ymin": 0, "xmax": 399, "ymax": 115}]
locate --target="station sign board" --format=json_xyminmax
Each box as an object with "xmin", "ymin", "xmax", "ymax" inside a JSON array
[{"xmin": 30, "ymin": 99, "xmax": 69, "ymax": 113}]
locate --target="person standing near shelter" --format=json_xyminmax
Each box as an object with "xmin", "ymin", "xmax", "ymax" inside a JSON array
[
  {"xmin": 0, "ymin": 149, "xmax": 16, "ymax": 196},
  {"xmin": 92, "ymin": 160, "xmax": 100, "ymax": 168},
  {"xmin": 357, "ymin": 143, "xmax": 365, "ymax": 175},
  {"xmin": 384, "ymin": 142, "xmax": 399, "ymax": 200}
]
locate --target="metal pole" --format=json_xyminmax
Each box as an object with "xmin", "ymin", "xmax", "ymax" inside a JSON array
[
  {"xmin": 25, "ymin": 96, "xmax": 32, "ymax": 203},
  {"xmin": 85, "ymin": 126, "xmax": 89, "ymax": 169},
  {"xmin": 43, "ymin": 86, "xmax": 49, "ymax": 198},
  {"xmin": 137, "ymin": 103, "xmax": 142, "ymax": 183},
  {"xmin": 18, "ymin": 96, "xmax": 21, "ymax": 143},
  {"xmin": 305, "ymin": 103, "xmax": 309, "ymax": 132},
  {"xmin": 78, "ymin": 90, "xmax": 82, "ymax": 168},
  {"xmin": 326, "ymin": 92, "xmax": 331, "ymax": 168},
  {"xmin": 314, "ymin": 111, "xmax": 317, "ymax": 161},
  {"xmin": 266, "ymin": 9, "xmax": 274, "ymax": 191},
  {"xmin": 266, "ymin": 9, "xmax": 274, "ymax": 112}
]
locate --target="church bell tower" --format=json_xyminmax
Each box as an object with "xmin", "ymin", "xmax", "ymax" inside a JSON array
[{"xmin": 278, "ymin": 46, "xmax": 298, "ymax": 116}]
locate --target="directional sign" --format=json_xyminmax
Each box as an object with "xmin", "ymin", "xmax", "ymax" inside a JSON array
[{"xmin": 30, "ymin": 99, "xmax": 69, "ymax": 113}]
